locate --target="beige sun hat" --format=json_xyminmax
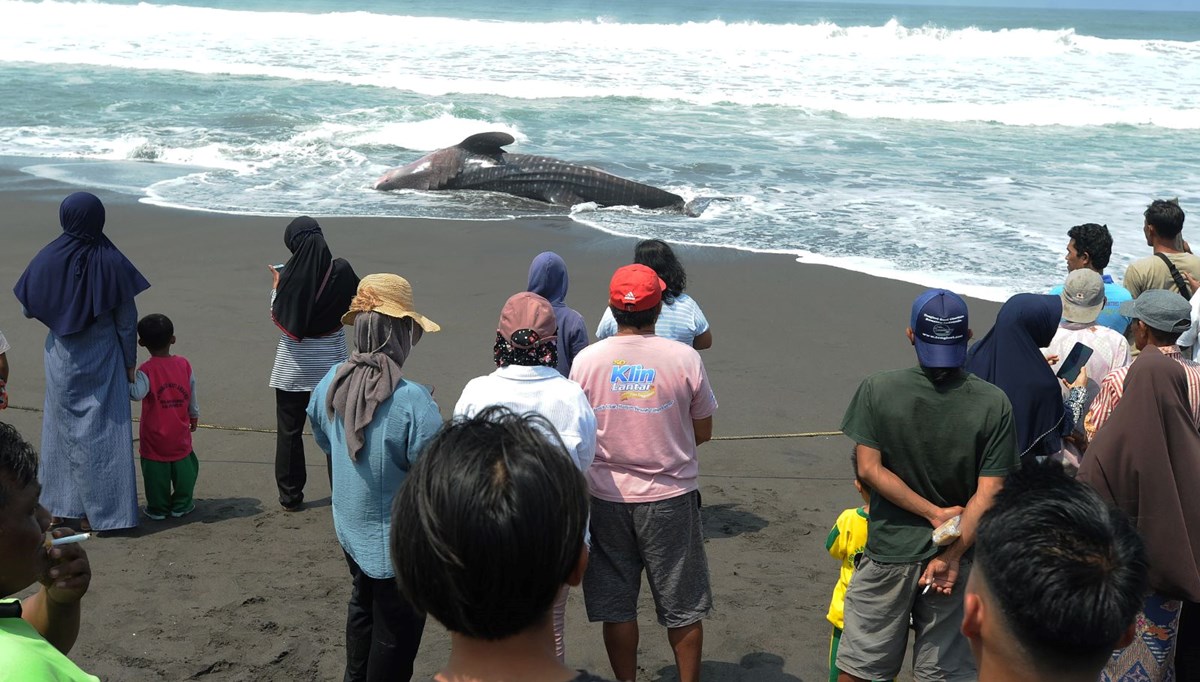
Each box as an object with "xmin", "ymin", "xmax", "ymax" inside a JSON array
[{"xmin": 341, "ymin": 273, "xmax": 441, "ymax": 332}]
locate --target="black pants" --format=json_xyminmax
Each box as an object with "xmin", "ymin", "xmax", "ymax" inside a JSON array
[
  {"xmin": 344, "ymin": 552, "xmax": 426, "ymax": 682},
  {"xmin": 275, "ymin": 389, "xmax": 312, "ymax": 508},
  {"xmin": 1177, "ymin": 600, "xmax": 1200, "ymax": 680}
]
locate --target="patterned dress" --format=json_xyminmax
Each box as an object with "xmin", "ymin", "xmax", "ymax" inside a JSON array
[
  {"xmin": 37, "ymin": 300, "xmax": 140, "ymax": 531},
  {"xmin": 1102, "ymin": 593, "xmax": 1181, "ymax": 682}
]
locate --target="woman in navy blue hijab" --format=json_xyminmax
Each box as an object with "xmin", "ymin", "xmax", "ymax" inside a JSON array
[
  {"xmin": 965, "ymin": 293, "xmax": 1081, "ymax": 463},
  {"xmin": 13, "ymin": 192, "xmax": 149, "ymax": 531}
]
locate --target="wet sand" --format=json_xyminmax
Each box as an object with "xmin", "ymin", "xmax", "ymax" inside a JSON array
[{"xmin": 0, "ymin": 170, "xmax": 1001, "ymax": 681}]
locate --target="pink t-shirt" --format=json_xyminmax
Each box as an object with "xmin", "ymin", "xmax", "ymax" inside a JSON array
[{"xmin": 570, "ymin": 334, "xmax": 717, "ymax": 503}]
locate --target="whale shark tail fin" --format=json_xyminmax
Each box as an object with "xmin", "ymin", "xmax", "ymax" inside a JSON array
[
  {"xmin": 458, "ymin": 132, "xmax": 516, "ymax": 155},
  {"xmin": 683, "ymin": 196, "xmax": 730, "ymax": 218}
]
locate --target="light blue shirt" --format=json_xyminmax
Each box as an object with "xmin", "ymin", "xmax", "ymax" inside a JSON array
[
  {"xmin": 596, "ymin": 293, "xmax": 710, "ymax": 346},
  {"xmin": 1048, "ymin": 275, "xmax": 1131, "ymax": 335},
  {"xmin": 308, "ymin": 368, "xmax": 442, "ymax": 579}
]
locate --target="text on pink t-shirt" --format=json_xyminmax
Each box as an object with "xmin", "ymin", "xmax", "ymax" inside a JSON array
[{"xmin": 570, "ymin": 334, "xmax": 717, "ymax": 503}]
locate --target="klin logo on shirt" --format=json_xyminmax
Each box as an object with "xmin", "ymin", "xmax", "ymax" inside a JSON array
[{"xmin": 609, "ymin": 360, "xmax": 656, "ymax": 400}]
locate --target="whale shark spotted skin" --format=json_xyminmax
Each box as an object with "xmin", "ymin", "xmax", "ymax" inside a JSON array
[{"xmin": 374, "ymin": 132, "xmax": 687, "ymax": 212}]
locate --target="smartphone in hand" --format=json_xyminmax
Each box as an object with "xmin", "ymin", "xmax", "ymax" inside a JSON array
[{"xmin": 1055, "ymin": 342, "xmax": 1094, "ymax": 384}]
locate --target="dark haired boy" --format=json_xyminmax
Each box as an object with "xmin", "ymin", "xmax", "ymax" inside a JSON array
[
  {"xmin": 0, "ymin": 422, "xmax": 97, "ymax": 681},
  {"xmin": 964, "ymin": 462, "xmax": 1147, "ymax": 681},
  {"xmin": 390, "ymin": 406, "xmax": 614, "ymax": 682},
  {"xmin": 570, "ymin": 264, "xmax": 717, "ymax": 682},
  {"xmin": 1124, "ymin": 199, "xmax": 1198, "ymax": 298},
  {"xmin": 1048, "ymin": 223, "xmax": 1131, "ymax": 334},
  {"xmin": 129, "ymin": 314, "xmax": 199, "ymax": 520}
]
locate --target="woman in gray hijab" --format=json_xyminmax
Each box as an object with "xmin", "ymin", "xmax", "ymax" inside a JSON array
[{"xmin": 306, "ymin": 274, "xmax": 442, "ymax": 682}]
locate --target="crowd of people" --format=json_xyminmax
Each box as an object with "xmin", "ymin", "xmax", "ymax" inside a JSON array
[
  {"xmin": 0, "ymin": 192, "xmax": 1197, "ymax": 682},
  {"xmin": 828, "ymin": 198, "xmax": 1198, "ymax": 682}
]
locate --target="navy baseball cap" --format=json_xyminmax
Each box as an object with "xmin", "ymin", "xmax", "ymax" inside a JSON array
[{"xmin": 910, "ymin": 289, "xmax": 970, "ymax": 368}]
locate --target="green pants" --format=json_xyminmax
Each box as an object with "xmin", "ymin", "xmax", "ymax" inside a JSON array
[
  {"xmin": 830, "ymin": 627, "xmax": 842, "ymax": 682},
  {"xmin": 141, "ymin": 452, "xmax": 199, "ymax": 516}
]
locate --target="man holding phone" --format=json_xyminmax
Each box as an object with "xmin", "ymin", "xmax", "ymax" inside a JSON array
[{"xmin": 1046, "ymin": 269, "xmax": 1131, "ymax": 398}]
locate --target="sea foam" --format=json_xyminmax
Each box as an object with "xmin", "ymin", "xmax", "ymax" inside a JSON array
[{"xmin": 1, "ymin": 1, "xmax": 1197, "ymax": 128}]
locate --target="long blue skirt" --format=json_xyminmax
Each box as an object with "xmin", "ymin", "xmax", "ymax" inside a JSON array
[{"xmin": 38, "ymin": 307, "xmax": 139, "ymax": 531}]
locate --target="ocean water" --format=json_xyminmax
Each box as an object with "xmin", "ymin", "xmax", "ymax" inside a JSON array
[{"xmin": 1, "ymin": 0, "xmax": 1198, "ymax": 300}]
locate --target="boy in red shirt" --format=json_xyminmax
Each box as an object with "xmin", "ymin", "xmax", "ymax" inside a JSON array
[{"xmin": 130, "ymin": 314, "xmax": 199, "ymax": 520}]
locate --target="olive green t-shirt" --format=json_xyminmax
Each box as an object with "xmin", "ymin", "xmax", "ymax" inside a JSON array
[
  {"xmin": 840, "ymin": 367, "xmax": 1018, "ymax": 564},
  {"xmin": 1124, "ymin": 252, "xmax": 1200, "ymax": 299}
]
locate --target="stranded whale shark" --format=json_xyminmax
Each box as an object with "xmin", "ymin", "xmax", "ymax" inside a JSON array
[{"xmin": 374, "ymin": 132, "xmax": 706, "ymax": 215}]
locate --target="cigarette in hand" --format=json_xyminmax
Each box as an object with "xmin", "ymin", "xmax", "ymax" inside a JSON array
[
  {"xmin": 45, "ymin": 533, "xmax": 91, "ymax": 549},
  {"xmin": 922, "ymin": 583, "xmax": 932, "ymax": 595}
]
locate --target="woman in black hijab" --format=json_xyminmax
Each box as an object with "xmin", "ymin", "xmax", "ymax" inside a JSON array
[{"xmin": 268, "ymin": 216, "xmax": 358, "ymax": 511}]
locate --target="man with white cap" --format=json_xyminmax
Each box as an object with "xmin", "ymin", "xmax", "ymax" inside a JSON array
[
  {"xmin": 836, "ymin": 289, "xmax": 1019, "ymax": 682},
  {"xmin": 1085, "ymin": 289, "xmax": 1200, "ymax": 439},
  {"xmin": 1045, "ymin": 269, "xmax": 1131, "ymax": 403}
]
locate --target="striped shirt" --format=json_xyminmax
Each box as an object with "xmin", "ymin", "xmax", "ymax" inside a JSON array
[
  {"xmin": 268, "ymin": 289, "xmax": 349, "ymax": 392},
  {"xmin": 1084, "ymin": 345, "xmax": 1200, "ymax": 439},
  {"xmin": 596, "ymin": 293, "xmax": 710, "ymax": 346}
]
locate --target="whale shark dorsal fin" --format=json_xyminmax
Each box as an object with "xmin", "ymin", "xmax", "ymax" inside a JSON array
[{"xmin": 458, "ymin": 132, "xmax": 515, "ymax": 155}]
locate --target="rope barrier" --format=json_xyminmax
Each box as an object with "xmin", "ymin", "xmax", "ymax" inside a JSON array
[{"xmin": 3, "ymin": 404, "xmax": 842, "ymax": 442}]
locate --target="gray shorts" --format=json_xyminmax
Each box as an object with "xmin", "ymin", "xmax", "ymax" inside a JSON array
[
  {"xmin": 835, "ymin": 556, "xmax": 976, "ymax": 682},
  {"xmin": 582, "ymin": 491, "xmax": 712, "ymax": 628}
]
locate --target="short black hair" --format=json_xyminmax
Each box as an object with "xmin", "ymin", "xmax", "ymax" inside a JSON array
[
  {"xmin": 611, "ymin": 304, "xmax": 659, "ymax": 330},
  {"xmin": 634, "ymin": 239, "xmax": 687, "ymax": 303},
  {"xmin": 0, "ymin": 422, "xmax": 39, "ymax": 511},
  {"xmin": 391, "ymin": 406, "xmax": 589, "ymax": 640},
  {"xmin": 1145, "ymin": 199, "xmax": 1185, "ymax": 239},
  {"xmin": 1067, "ymin": 223, "xmax": 1113, "ymax": 270},
  {"xmin": 137, "ymin": 313, "xmax": 174, "ymax": 351},
  {"xmin": 975, "ymin": 461, "xmax": 1147, "ymax": 674}
]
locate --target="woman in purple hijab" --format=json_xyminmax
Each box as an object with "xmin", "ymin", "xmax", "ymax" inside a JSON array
[
  {"xmin": 13, "ymin": 192, "xmax": 149, "ymax": 531},
  {"xmin": 527, "ymin": 251, "xmax": 589, "ymax": 377}
]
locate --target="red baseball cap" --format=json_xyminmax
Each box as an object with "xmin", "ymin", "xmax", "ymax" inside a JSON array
[{"xmin": 609, "ymin": 264, "xmax": 666, "ymax": 312}]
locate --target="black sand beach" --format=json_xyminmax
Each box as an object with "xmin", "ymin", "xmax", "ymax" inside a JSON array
[{"xmin": 0, "ymin": 168, "xmax": 1002, "ymax": 681}]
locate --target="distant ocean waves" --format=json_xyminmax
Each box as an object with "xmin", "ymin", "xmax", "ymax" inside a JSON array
[
  {"xmin": 1, "ymin": 1, "xmax": 1198, "ymax": 128},
  {"xmin": 1, "ymin": 1, "xmax": 1196, "ymax": 302}
]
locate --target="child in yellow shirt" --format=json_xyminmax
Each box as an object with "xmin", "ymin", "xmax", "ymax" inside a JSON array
[{"xmin": 825, "ymin": 450, "xmax": 875, "ymax": 682}]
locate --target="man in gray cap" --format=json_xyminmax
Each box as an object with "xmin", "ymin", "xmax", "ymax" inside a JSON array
[
  {"xmin": 1085, "ymin": 289, "xmax": 1200, "ymax": 439},
  {"xmin": 1046, "ymin": 269, "xmax": 1131, "ymax": 398}
]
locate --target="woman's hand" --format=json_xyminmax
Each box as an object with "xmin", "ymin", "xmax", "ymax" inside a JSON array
[
  {"xmin": 268, "ymin": 264, "xmax": 281, "ymax": 290},
  {"xmin": 1063, "ymin": 366, "xmax": 1088, "ymax": 391}
]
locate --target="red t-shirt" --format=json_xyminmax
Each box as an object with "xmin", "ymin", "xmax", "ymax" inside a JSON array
[{"xmin": 138, "ymin": 355, "xmax": 194, "ymax": 462}]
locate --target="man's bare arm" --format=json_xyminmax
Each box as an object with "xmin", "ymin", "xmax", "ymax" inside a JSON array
[
  {"xmin": 856, "ymin": 444, "xmax": 961, "ymax": 527},
  {"xmin": 921, "ymin": 474, "xmax": 1006, "ymax": 594},
  {"xmin": 693, "ymin": 416, "xmax": 713, "ymax": 446}
]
